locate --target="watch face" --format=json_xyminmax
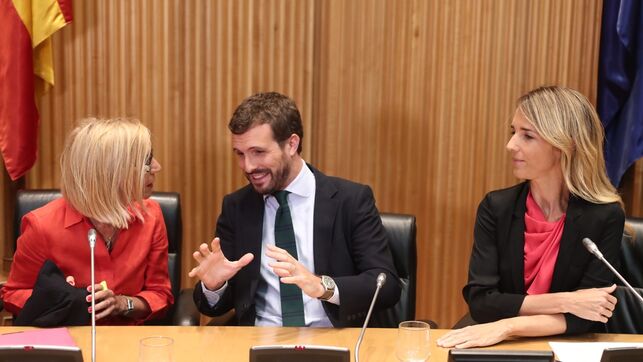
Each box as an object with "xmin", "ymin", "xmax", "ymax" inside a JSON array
[{"xmin": 322, "ymin": 275, "xmax": 335, "ymax": 289}]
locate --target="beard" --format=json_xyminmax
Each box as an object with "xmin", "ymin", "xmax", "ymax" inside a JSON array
[{"xmin": 245, "ymin": 156, "xmax": 292, "ymax": 195}]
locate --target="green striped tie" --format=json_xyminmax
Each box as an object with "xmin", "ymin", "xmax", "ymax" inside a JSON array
[{"xmin": 273, "ymin": 190, "xmax": 305, "ymax": 326}]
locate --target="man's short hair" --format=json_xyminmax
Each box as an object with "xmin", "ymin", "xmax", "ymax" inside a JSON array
[{"xmin": 228, "ymin": 92, "xmax": 304, "ymax": 153}]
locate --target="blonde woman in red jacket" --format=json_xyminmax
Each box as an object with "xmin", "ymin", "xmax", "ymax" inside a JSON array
[{"xmin": 2, "ymin": 118, "xmax": 173, "ymax": 325}]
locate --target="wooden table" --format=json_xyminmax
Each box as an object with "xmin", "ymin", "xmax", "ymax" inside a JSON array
[{"xmin": 2, "ymin": 326, "xmax": 643, "ymax": 361}]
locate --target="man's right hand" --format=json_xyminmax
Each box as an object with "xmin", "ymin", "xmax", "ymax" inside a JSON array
[{"xmin": 188, "ymin": 237, "xmax": 254, "ymax": 291}]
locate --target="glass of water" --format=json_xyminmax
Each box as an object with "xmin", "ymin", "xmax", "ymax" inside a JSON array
[
  {"xmin": 395, "ymin": 320, "xmax": 431, "ymax": 361},
  {"xmin": 139, "ymin": 336, "xmax": 174, "ymax": 362}
]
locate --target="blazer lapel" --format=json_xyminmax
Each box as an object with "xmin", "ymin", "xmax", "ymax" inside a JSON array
[
  {"xmin": 508, "ymin": 184, "xmax": 529, "ymax": 294},
  {"xmin": 550, "ymin": 196, "xmax": 583, "ymax": 292},
  {"xmin": 310, "ymin": 166, "xmax": 339, "ymax": 275}
]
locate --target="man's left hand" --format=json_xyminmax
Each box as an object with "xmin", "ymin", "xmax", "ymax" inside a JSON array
[{"xmin": 266, "ymin": 244, "xmax": 324, "ymax": 298}]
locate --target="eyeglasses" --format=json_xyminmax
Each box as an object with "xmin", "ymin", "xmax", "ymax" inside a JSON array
[{"xmin": 144, "ymin": 150, "xmax": 153, "ymax": 173}]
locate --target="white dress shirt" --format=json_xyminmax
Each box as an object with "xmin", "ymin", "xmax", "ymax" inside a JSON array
[{"xmin": 201, "ymin": 159, "xmax": 339, "ymax": 327}]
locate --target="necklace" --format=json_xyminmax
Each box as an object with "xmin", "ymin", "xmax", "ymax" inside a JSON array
[
  {"xmin": 103, "ymin": 229, "xmax": 117, "ymax": 251},
  {"xmin": 91, "ymin": 220, "xmax": 118, "ymax": 251}
]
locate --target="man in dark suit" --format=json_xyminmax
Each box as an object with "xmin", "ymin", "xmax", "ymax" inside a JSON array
[{"xmin": 190, "ymin": 92, "xmax": 400, "ymax": 327}]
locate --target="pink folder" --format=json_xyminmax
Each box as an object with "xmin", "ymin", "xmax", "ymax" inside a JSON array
[{"xmin": 0, "ymin": 328, "xmax": 77, "ymax": 347}]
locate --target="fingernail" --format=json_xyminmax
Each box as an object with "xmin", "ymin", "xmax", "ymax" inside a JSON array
[
  {"xmin": 88, "ymin": 307, "xmax": 92, "ymax": 313},
  {"xmin": 86, "ymin": 296, "xmax": 91, "ymax": 302}
]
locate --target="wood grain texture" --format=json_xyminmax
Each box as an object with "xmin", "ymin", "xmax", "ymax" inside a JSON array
[
  {"xmin": 2, "ymin": 0, "xmax": 638, "ymax": 327},
  {"xmin": 621, "ymin": 159, "xmax": 643, "ymax": 217},
  {"xmin": 9, "ymin": 0, "xmax": 315, "ymax": 309},
  {"xmin": 3, "ymin": 326, "xmax": 643, "ymax": 361},
  {"xmin": 312, "ymin": 0, "xmax": 605, "ymax": 327}
]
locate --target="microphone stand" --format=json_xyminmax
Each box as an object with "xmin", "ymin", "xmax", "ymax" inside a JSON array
[
  {"xmin": 355, "ymin": 273, "xmax": 386, "ymax": 362},
  {"xmin": 88, "ymin": 229, "xmax": 97, "ymax": 362},
  {"xmin": 583, "ymin": 238, "xmax": 643, "ymax": 305}
]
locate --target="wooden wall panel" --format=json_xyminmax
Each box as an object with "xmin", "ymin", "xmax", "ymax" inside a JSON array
[
  {"xmin": 313, "ymin": 0, "xmax": 604, "ymax": 327},
  {"xmin": 23, "ymin": 0, "xmax": 315, "ymax": 290},
  {"xmin": 621, "ymin": 159, "xmax": 643, "ymax": 217},
  {"xmin": 3, "ymin": 0, "xmax": 638, "ymax": 328}
]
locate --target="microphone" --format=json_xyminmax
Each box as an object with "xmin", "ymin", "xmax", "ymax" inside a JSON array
[
  {"xmin": 88, "ymin": 229, "xmax": 97, "ymax": 362},
  {"xmin": 355, "ymin": 272, "xmax": 387, "ymax": 362},
  {"xmin": 582, "ymin": 237, "xmax": 643, "ymax": 305}
]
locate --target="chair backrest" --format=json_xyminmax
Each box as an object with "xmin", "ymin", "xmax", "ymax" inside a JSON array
[
  {"xmin": 606, "ymin": 217, "xmax": 643, "ymax": 334},
  {"xmin": 605, "ymin": 286, "xmax": 643, "ymax": 334},
  {"xmin": 369, "ymin": 213, "xmax": 417, "ymax": 328},
  {"xmin": 12, "ymin": 189, "xmax": 182, "ymax": 325},
  {"xmin": 620, "ymin": 217, "xmax": 643, "ymax": 288}
]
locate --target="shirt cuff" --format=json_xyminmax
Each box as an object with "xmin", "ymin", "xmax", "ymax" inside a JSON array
[
  {"xmin": 325, "ymin": 284, "xmax": 340, "ymax": 305},
  {"xmin": 201, "ymin": 281, "xmax": 228, "ymax": 307}
]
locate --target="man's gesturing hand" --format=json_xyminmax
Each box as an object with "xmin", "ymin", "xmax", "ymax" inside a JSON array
[
  {"xmin": 266, "ymin": 244, "xmax": 324, "ymax": 298},
  {"xmin": 188, "ymin": 237, "xmax": 254, "ymax": 290}
]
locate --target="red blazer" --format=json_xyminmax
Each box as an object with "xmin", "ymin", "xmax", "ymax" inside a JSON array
[{"xmin": 2, "ymin": 198, "xmax": 173, "ymax": 325}]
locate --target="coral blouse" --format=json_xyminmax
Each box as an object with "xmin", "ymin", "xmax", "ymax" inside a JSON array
[{"xmin": 524, "ymin": 191, "xmax": 566, "ymax": 295}]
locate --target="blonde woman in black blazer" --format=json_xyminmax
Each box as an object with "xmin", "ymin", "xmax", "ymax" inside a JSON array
[{"xmin": 438, "ymin": 86, "xmax": 624, "ymax": 348}]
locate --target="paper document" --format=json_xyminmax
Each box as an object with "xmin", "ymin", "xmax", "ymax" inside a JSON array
[{"xmin": 549, "ymin": 341, "xmax": 643, "ymax": 362}]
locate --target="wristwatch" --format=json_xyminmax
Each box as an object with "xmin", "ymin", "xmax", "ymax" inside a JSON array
[
  {"xmin": 123, "ymin": 296, "xmax": 134, "ymax": 316},
  {"xmin": 318, "ymin": 275, "xmax": 336, "ymax": 301}
]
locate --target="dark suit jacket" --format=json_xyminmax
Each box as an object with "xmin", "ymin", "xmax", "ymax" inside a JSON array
[
  {"xmin": 194, "ymin": 165, "xmax": 401, "ymax": 326},
  {"xmin": 463, "ymin": 182, "xmax": 624, "ymax": 334}
]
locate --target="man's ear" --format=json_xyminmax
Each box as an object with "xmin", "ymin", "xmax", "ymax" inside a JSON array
[{"xmin": 287, "ymin": 134, "xmax": 300, "ymax": 155}]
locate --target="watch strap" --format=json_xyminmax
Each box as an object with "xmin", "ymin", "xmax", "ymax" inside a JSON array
[
  {"xmin": 123, "ymin": 296, "xmax": 134, "ymax": 316},
  {"xmin": 318, "ymin": 275, "xmax": 335, "ymax": 301}
]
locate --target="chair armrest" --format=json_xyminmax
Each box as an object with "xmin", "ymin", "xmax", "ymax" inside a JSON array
[
  {"xmin": 452, "ymin": 313, "xmax": 476, "ymax": 329},
  {"xmin": 172, "ymin": 288, "xmax": 200, "ymax": 326},
  {"xmin": 420, "ymin": 319, "xmax": 439, "ymax": 329}
]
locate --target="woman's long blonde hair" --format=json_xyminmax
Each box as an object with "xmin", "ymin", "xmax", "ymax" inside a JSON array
[
  {"xmin": 518, "ymin": 86, "xmax": 622, "ymax": 207},
  {"xmin": 60, "ymin": 118, "xmax": 152, "ymax": 228}
]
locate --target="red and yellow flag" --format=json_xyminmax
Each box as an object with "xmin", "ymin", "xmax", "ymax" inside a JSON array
[{"xmin": 0, "ymin": 0, "xmax": 72, "ymax": 180}]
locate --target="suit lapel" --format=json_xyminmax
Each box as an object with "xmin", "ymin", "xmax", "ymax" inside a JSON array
[
  {"xmin": 310, "ymin": 166, "xmax": 339, "ymax": 275},
  {"xmin": 550, "ymin": 196, "xmax": 583, "ymax": 292},
  {"xmin": 238, "ymin": 189, "xmax": 265, "ymax": 301}
]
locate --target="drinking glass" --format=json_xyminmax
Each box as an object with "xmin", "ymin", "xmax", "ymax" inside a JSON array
[
  {"xmin": 139, "ymin": 336, "xmax": 174, "ymax": 362},
  {"xmin": 395, "ymin": 320, "xmax": 431, "ymax": 362}
]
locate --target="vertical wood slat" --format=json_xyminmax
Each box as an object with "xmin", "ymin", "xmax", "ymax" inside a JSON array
[
  {"xmin": 621, "ymin": 159, "xmax": 643, "ymax": 218},
  {"xmin": 24, "ymin": 0, "xmax": 315, "ymax": 297},
  {"xmin": 2, "ymin": 0, "xmax": 636, "ymax": 328},
  {"xmin": 313, "ymin": 0, "xmax": 604, "ymax": 327}
]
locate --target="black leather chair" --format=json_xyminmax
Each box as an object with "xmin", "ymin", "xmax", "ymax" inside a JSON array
[
  {"xmin": 606, "ymin": 217, "xmax": 643, "ymax": 334},
  {"xmin": 370, "ymin": 213, "xmax": 420, "ymax": 328},
  {"xmin": 606, "ymin": 286, "xmax": 643, "ymax": 334},
  {"xmin": 617, "ymin": 217, "xmax": 643, "ymax": 288},
  {"xmin": 11, "ymin": 189, "xmax": 199, "ymax": 326}
]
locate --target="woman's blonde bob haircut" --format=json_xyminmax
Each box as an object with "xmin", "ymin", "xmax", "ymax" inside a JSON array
[
  {"xmin": 60, "ymin": 118, "xmax": 152, "ymax": 228},
  {"xmin": 517, "ymin": 86, "xmax": 622, "ymax": 207}
]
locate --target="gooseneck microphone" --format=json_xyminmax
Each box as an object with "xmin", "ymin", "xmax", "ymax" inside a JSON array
[
  {"xmin": 88, "ymin": 229, "xmax": 97, "ymax": 362},
  {"xmin": 355, "ymin": 272, "xmax": 387, "ymax": 362},
  {"xmin": 582, "ymin": 237, "xmax": 643, "ymax": 305}
]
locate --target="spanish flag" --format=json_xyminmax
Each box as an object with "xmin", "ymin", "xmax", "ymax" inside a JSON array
[{"xmin": 0, "ymin": 0, "xmax": 72, "ymax": 180}]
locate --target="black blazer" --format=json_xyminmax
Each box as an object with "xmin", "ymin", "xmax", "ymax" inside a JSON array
[
  {"xmin": 194, "ymin": 165, "xmax": 401, "ymax": 326},
  {"xmin": 463, "ymin": 182, "xmax": 624, "ymax": 334}
]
